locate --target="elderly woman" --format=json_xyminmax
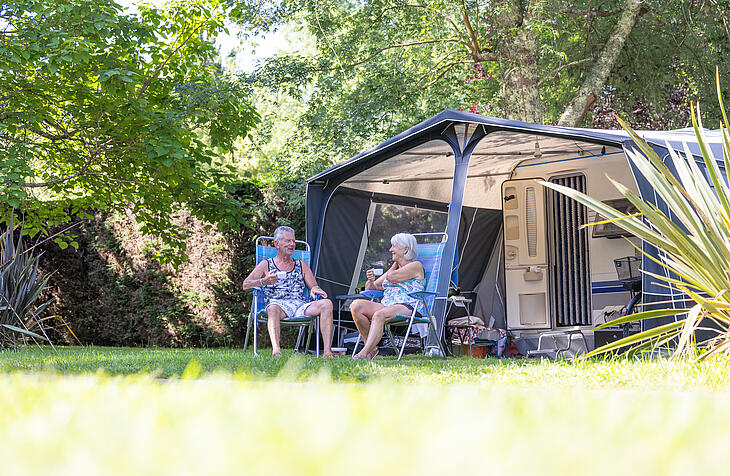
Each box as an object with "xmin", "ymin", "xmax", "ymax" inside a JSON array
[{"xmin": 351, "ymin": 233, "xmax": 425, "ymax": 360}]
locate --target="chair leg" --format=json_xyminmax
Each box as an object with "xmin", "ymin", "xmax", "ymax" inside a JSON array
[
  {"xmin": 352, "ymin": 335, "xmax": 361, "ymax": 356},
  {"xmin": 305, "ymin": 323, "xmax": 313, "ymax": 353},
  {"xmin": 385, "ymin": 325, "xmax": 399, "ymax": 354},
  {"xmin": 398, "ymin": 314, "xmax": 416, "ymax": 361},
  {"xmin": 315, "ymin": 317, "xmax": 320, "ymax": 357},
  {"xmin": 253, "ymin": 314, "xmax": 259, "ymax": 357},
  {"xmin": 294, "ymin": 326, "xmax": 305, "ymax": 353},
  {"xmin": 243, "ymin": 312, "xmax": 252, "ymax": 352},
  {"xmin": 427, "ymin": 312, "xmax": 447, "ymax": 359}
]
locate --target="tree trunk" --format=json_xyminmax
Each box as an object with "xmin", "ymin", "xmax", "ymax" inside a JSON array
[
  {"xmin": 494, "ymin": 1, "xmax": 543, "ymax": 123},
  {"xmin": 558, "ymin": 0, "xmax": 644, "ymax": 127}
]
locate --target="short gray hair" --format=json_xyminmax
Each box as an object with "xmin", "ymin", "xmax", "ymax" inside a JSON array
[
  {"xmin": 391, "ymin": 233, "xmax": 418, "ymax": 260},
  {"xmin": 273, "ymin": 225, "xmax": 295, "ymax": 241}
]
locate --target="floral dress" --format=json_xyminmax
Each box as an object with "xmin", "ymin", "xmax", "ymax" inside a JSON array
[{"xmin": 381, "ymin": 277, "xmax": 426, "ymax": 316}]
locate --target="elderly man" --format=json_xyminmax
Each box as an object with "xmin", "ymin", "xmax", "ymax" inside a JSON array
[{"xmin": 243, "ymin": 226, "xmax": 335, "ymax": 357}]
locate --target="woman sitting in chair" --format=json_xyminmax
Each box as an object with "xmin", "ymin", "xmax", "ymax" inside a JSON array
[{"xmin": 351, "ymin": 233, "xmax": 425, "ymax": 360}]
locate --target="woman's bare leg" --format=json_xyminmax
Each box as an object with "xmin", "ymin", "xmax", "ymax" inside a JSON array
[
  {"xmin": 356, "ymin": 304, "xmax": 411, "ymax": 357},
  {"xmin": 350, "ymin": 299, "xmax": 383, "ymax": 345}
]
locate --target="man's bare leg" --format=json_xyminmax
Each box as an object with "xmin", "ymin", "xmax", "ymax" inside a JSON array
[
  {"xmin": 306, "ymin": 299, "xmax": 334, "ymax": 356},
  {"xmin": 266, "ymin": 305, "xmax": 284, "ymax": 356}
]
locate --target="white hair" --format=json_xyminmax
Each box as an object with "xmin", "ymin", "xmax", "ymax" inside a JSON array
[
  {"xmin": 273, "ymin": 225, "xmax": 295, "ymax": 241},
  {"xmin": 391, "ymin": 233, "xmax": 418, "ymax": 260}
]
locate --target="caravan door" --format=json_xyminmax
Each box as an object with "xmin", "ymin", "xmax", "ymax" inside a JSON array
[{"xmin": 502, "ymin": 179, "xmax": 550, "ymax": 330}]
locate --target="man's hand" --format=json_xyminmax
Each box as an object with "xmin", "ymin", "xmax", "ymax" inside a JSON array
[
  {"xmin": 310, "ymin": 286, "xmax": 327, "ymax": 299},
  {"xmin": 261, "ymin": 271, "xmax": 278, "ymax": 286}
]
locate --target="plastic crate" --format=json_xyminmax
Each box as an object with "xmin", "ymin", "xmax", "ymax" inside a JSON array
[{"xmin": 614, "ymin": 256, "xmax": 641, "ymax": 284}]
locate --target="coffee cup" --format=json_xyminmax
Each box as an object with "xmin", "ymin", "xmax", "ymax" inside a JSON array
[
  {"xmin": 373, "ymin": 268, "xmax": 384, "ymax": 277},
  {"xmin": 276, "ymin": 271, "xmax": 286, "ymax": 281}
]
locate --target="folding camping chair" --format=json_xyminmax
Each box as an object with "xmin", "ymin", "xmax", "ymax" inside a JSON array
[
  {"xmin": 243, "ymin": 236, "xmax": 320, "ymax": 356},
  {"xmin": 352, "ymin": 233, "xmax": 449, "ymax": 361}
]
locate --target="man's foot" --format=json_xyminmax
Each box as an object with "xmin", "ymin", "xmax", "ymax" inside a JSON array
[
  {"xmin": 272, "ymin": 351, "xmax": 282, "ymax": 358},
  {"xmin": 323, "ymin": 352, "xmax": 336, "ymax": 358}
]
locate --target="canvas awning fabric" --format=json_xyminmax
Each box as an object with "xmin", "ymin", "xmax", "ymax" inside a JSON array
[{"xmin": 306, "ymin": 109, "xmax": 725, "ymax": 338}]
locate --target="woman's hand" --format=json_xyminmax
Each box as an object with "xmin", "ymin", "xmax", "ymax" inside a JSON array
[{"xmin": 366, "ymin": 268, "xmax": 376, "ymax": 282}]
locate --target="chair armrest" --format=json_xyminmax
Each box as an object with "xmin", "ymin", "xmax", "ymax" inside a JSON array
[
  {"xmin": 407, "ymin": 291, "xmax": 437, "ymax": 299},
  {"xmin": 359, "ymin": 290, "xmax": 384, "ymax": 301},
  {"xmin": 251, "ymin": 287, "xmax": 264, "ymax": 296}
]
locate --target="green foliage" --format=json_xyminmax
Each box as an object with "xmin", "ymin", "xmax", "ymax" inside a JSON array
[
  {"xmin": 543, "ymin": 73, "xmax": 730, "ymax": 359},
  {"xmin": 238, "ymin": 0, "xmax": 730, "ymax": 179},
  {"xmin": 0, "ymin": 0, "xmax": 260, "ymax": 265},
  {"xmin": 0, "ymin": 218, "xmax": 51, "ymax": 347}
]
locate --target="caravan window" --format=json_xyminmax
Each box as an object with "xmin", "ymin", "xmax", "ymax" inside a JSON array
[{"xmin": 356, "ymin": 204, "xmax": 447, "ymax": 289}]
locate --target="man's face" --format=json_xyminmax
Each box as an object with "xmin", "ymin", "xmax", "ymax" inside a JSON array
[{"xmin": 274, "ymin": 232, "xmax": 296, "ymax": 257}]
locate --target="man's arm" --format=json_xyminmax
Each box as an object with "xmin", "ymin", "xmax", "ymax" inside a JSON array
[
  {"xmin": 301, "ymin": 261, "xmax": 327, "ymax": 299},
  {"xmin": 242, "ymin": 261, "xmax": 276, "ymax": 290}
]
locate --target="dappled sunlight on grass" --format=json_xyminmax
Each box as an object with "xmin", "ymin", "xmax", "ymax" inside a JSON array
[
  {"xmin": 3, "ymin": 347, "xmax": 730, "ymax": 474},
  {"xmin": 3, "ymin": 346, "xmax": 730, "ymax": 390}
]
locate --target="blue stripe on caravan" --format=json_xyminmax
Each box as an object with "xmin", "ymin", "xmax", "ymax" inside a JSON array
[
  {"xmin": 592, "ymin": 287, "xmax": 626, "ymax": 294},
  {"xmin": 591, "ymin": 280, "xmax": 627, "ymax": 294}
]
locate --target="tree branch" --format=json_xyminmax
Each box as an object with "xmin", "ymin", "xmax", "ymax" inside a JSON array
[
  {"xmin": 562, "ymin": 6, "xmax": 623, "ymax": 18},
  {"xmin": 558, "ymin": 0, "xmax": 644, "ymax": 127},
  {"xmin": 315, "ymin": 38, "xmax": 461, "ymax": 72},
  {"xmin": 537, "ymin": 58, "xmax": 592, "ymax": 86},
  {"xmin": 461, "ymin": 0, "xmax": 482, "ymax": 59},
  {"xmin": 418, "ymin": 60, "xmax": 468, "ymax": 89},
  {"xmin": 137, "ymin": 19, "xmax": 209, "ymax": 99}
]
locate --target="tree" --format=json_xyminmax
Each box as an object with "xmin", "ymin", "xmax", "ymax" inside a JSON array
[
  {"xmin": 241, "ymin": 0, "xmax": 729, "ymax": 173},
  {"xmin": 0, "ymin": 0, "xmax": 260, "ymax": 263}
]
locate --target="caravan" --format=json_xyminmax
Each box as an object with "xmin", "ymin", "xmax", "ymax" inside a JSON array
[{"xmin": 305, "ymin": 110, "xmax": 724, "ymax": 355}]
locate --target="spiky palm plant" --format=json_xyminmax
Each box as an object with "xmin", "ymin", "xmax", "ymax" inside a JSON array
[
  {"xmin": 0, "ymin": 217, "xmax": 52, "ymax": 348},
  {"xmin": 542, "ymin": 72, "xmax": 730, "ymax": 360}
]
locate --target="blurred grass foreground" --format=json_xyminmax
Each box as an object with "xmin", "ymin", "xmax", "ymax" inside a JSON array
[{"xmin": 2, "ymin": 347, "xmax": 730, "ymax": 475}]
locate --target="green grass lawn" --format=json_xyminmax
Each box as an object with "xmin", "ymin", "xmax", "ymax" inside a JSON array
[{"xmin": 2, "ymin": 346, "xmax": 730, "ymax": 475}]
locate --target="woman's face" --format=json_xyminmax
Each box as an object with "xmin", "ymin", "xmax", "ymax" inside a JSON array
[{"xmin": 389, "ymin": 241, "xmax": 408, "ymax": 261}]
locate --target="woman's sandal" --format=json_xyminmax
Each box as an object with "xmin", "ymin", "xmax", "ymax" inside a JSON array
[{"xmin": 367, "ymin": 349, "xmax": 379, "ymax": 360}]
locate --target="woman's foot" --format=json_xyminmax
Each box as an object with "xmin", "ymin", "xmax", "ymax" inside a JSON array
[
  {"xmin": 367, "ymin": 348, "xmax": 379, "ymax": 360},
  {"xmin": 352, "ymin": 352, "xmax": 367, "ymax": 360}
]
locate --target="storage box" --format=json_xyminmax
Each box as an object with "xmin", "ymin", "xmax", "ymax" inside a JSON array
[{"xmin": 452, "ymin": 344, "xmax": 487, "ymax": 358}]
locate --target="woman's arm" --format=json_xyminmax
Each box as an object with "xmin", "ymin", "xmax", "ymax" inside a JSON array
[
  {"xmin": 364, "ymin": 269, "xmax": 386, "ymax": 290},
  {"xmin": 385, "ymin": 261, "xmax": 424, "ymax": 283}
]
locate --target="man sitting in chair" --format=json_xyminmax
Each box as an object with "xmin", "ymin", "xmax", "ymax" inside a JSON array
[{"xmin": 242, "ymin": 226, "xmax": 335, "ymax": 357}]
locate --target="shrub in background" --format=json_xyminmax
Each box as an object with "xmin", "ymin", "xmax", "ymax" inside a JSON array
[{"xmin": 0, "ymin": 217, "xmax": 52, "ymax": 347}]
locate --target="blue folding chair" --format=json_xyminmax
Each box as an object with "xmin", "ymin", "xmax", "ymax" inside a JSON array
[
  {"xmin": 353, "ymin": 233, "xmax": 450, "ymax": 361},
  {"xmin": 243, "ymin": 236, "xmax": 320, "ymax": 356}
]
